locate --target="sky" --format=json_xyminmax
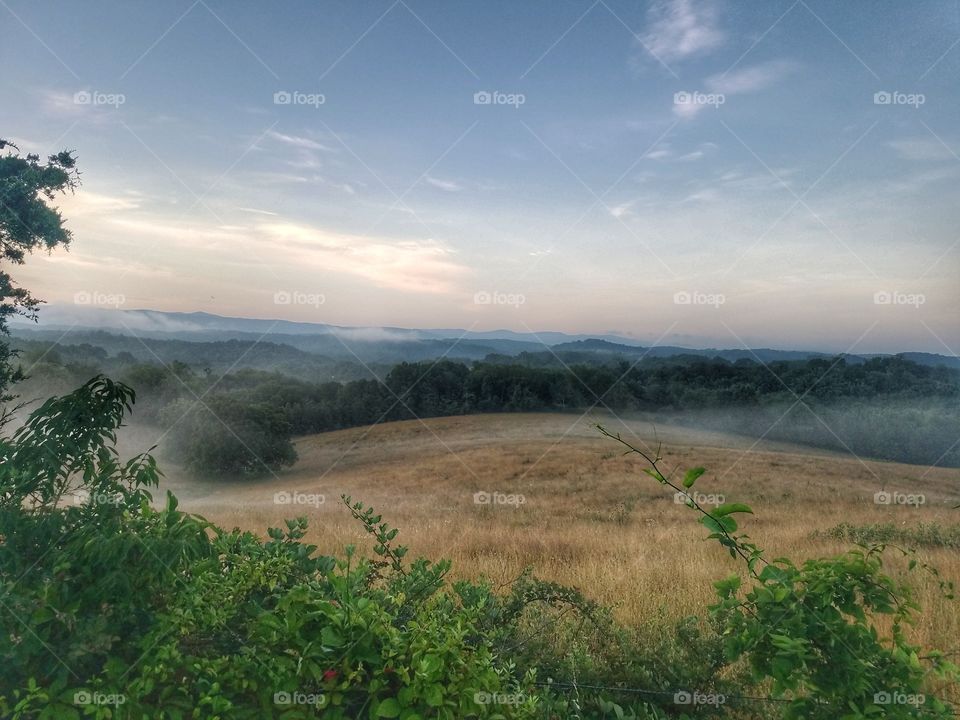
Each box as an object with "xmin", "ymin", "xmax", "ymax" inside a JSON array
[{"xmin": 1, "ymin": 0, "xmax": 959, "ymax": 353}]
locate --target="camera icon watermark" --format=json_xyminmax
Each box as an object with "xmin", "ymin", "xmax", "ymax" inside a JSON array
[
  {"xmin": 73, "ymin": 290, "xmax": 126, "ymax": 308},
  {"xmin": 474, "ymin": 691, "xmax": 525, "ymax": 705},
  {"xmin": 73, "ymin": 691, "xmax": 126, "ymax": 707},
  {"xmin": 874, "ymin": 691, "xmax": 925, "ymax": 706},
  {"xmin": 873, "ymin": 91, "xmax": 925, "ymax": 108},
  {"xmin": 273, "ymin": 90, "xmax": 326, "ymax": 108},
  {"xmin": 473, "ymin": 90, "xmax": 525, "ymax": 108},
  {"xmin": 274, "ymin": 491, "xmax": 325, "ymax": 508},
  {"xmin": 673, "ymin": 290, "xmax": 725, "ymax": 308},
  {"xmin": 273, "ymin": 290, "xmax": 325, "ymax": 307},
  {"xmin": 474, "ymin": 290, "xmax": 526, "ymax": 307},
  {"xmin": 675, "ymin": 491, "xmax": 725, "ymax": 507},
  {"xmin": 72, "ymin": 489, "xmax": 123, "ymax": 506},
  {"xmin": 673, "ymin": 690, "xmax": 726, "ymax": 707},
  {"xmin": 473, "ymin": 491, "xmax": 526, "ymax": 507},
  {"xmin": 873, "ymin": 290, "xmax": 925, "ymax": 308},
  {"xmin": 274, "ymin": 690, "xmax": 326, "ymax": 706},
  {"xmin": 674, "ymin": 90, "xmax": 725, "ymax": 109},
  {"xmin": 74, "ymin": 90, "xmax": 125, "ymax": 108},
  {"xmin": 873, "ymin": 490, "xmax": 925, "ymax": 507}
]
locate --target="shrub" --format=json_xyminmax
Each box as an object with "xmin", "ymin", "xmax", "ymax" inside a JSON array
[{"xmin": 160, "ymin": 393, "xmax": 297, "ymax": 478}]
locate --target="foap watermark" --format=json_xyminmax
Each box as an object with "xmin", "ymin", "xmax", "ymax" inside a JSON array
[
  {"xmin": 74, "ymin": 90, "xmax": 125, "ymax": 108},
  {"xmin": 873, "ymin": 290, "xmax": 925, "ymax": 308},
  {"xmin": 674, "ymin": 90, "xmax": 725, "ymax": 109},
  {"xmin": 474, "ymin": 491, "xmax": 525, "ymax": 507},
  {"xmin": 74, "ymin": 290, "xmax": 125, "ymax": 308},
  {"xmin": 673, "ymin": 290, "xmax": 725, "ymax": 308},
  {"xmin": 72, "ymin": 489, "xmax": 123, "ymax": 507},
  {"xmin": 274, "ymin": 691, "xmax": 326, "ymax": 707},
  {"xmin": 874, "ymin": 490, "xmax": 925, "ymax": 507},
  {"xmin": 873, "ymin": 91, "xmax": 925, "ymax": 108},
  {"xmin": 274, "ymin": 290, "xmax": 325, "ymax": 307},
  {"xmin": 474, "ymin": 290, "xmax": 525, "ymax": 307},
  {"xmin": 473, "ymin": 90, "xmax": 525, "ymax": 108},
  {"xmin": 874, "ymin": 691, "xmax": 925, "ymax": 707},
  {"xmin": 675, "ymin": 491, "xmax": 725, "ymax": 507},
  {"xmin": 673, "ymin": 690, "xmax": 726, "ymax": 707},
  {"xmin": 74, "ymin": 691, "xmax": 126, "ymax": 707},
  {"xmin": 274, "ymin": 491, "xmax": 325, "ymax": 508},
  {"xmin": 273, "ymin": 90, "xmax": 325, "ymax": 108},
  {"xmin": 474, "ymin": 691, "xmax": 525, "ymax": 706}
]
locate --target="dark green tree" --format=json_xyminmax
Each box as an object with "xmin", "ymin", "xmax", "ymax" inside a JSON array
[{"xmin": 0, "ymin": 138, "xmax": 79, "ymax": 414}]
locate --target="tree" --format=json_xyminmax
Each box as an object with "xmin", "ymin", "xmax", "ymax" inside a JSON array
[{"xmin": 0, "ymin": 138, "xmax": 79, "ymax": 413}]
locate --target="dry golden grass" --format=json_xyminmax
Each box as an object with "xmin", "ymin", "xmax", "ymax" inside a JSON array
[{"xmin": 140, "ymin": 411, "xmax": 960, "ymax": 666}]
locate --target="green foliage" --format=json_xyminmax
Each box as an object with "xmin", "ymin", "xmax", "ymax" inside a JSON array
[
  {"xmin": 2, "ymin": 379, "xmax": 958, "ymax": 718},
  {"xmin": 160, "ymin": 394, "xmax": 298, "ymax": 478},
  {"xmin": 599, "ymin": 424, "xmax": 960, "ymax": 720},
  {"xmin": 0, "ymin": 139, "xmax": 78, "ymax": 411},
  {"xmin": 0, "ymin": 379, "xmax": 539, "ymax": 718}
]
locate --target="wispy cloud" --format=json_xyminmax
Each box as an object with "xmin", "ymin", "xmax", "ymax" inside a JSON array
[
  {"xmin": 425, "ymin": 176, "xmax": 462, "ymax": 192},
  {"xmin": 706, "ymin": 59, "xmax": 798, "ymax": 95},
  {"xmin": 266, "ymin": 130, "xmax": 335, "ymax": 152},
  {"xmin": 257, "ymin": 222, "xmax": 468, "ymax": 294},
  {"xmin": 640, "ymin": 0, "xmax": 725, "ymax": 64},
  {"xmin": 887, "ymin": 136, "xmax": 957, "ymax": 162}
]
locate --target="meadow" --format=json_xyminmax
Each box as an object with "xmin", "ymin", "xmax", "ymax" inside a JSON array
[{"xmin": 142, "ymin": 411, "xmax": 960, "ymax": 660}]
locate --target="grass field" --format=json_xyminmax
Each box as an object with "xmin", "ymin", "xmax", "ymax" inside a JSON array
[{"xmin": 140, "ymin": 410, "xmax": 960, "ymax": 670}]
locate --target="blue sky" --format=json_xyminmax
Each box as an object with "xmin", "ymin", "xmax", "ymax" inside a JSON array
[{"xmin": 2, "ymin": 0, "xmax": 958, "ymax": 352}]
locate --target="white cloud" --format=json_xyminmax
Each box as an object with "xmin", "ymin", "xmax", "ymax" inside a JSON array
[
  {"xmin": 425, "ymin": 176, "xmax": 462, "ymax": 192},
  {"xmin": 256, "ymin": 222, "xmax": 468, "ymax": 294},
  {"xmin": 706, "ymin": 60, "xmax": 798, "ymax": 95},
  {"xmin": 640, "ymin": 0, "xmax": 725, "ymax": 64},
  {"xmin": 887, "ymin": 136, "xmax": 956, "ymax": 162},
  {"xmin": 60, "ymin": 191, "xmax": 143, "ymax": 215},
  {"xmin": 266, "ymin": 130, "xmax": 335, "ymax": 152}
]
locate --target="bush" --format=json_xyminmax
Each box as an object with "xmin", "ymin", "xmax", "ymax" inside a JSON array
[
  {"xmin": 160, "ymin": 393, "xmax": 297, "ymax": 478},
  {"xmin": 1, "ymin": 380, "xmax": 956, "ymax": 719}
]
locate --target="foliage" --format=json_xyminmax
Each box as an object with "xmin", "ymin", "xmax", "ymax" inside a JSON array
[
  {"xmin": 598, "ymin": 424, "xmax": 959, "ymax": 720},
  {"xmin": 159, "ymin": 394, "xmax": 298, "ymax": 478},
  {"xmin": 0, "ymin": 139, "xmax": 78, "ymax": 412},
  {"xmin": 0, "ymin": 377, "xmax": 545, "ymax": 718},
  {"xmin": 16, "ymin": 347, "xmax": 960, "ymax": 471}
]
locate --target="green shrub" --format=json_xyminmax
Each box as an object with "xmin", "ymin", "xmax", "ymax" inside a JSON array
[{"xmin": 160, "ymin": 393, "xmax": 297, "ymax": 478}]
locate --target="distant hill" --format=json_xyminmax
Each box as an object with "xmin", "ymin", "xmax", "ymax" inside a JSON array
[{"xmin": 9, "ymin": 306, "xmax": 959, "ymax": 370}]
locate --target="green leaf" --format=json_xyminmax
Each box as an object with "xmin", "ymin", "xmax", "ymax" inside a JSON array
[
  {"xmin": 376, "ymin": 698, "xmax": 402, "ymax": 718},
  {"xmin": 642, "ymin": 468, "xmax": 667, "ymax": 484},
  {"xmin": 683, "ymin": 467, "xmax": 706, "ymax": 488},
  {"xmin": 701, "ymin": 515, "xmax": 737, "ymax": 534}
]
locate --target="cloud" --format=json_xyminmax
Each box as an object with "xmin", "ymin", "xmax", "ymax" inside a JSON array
[
  {"xmin": 256, "ymin": 222, "xmax": 468, "ymax": 294},
  {"xmin": 237, "ymin": 207, "xmax": 279, "ymax": 216},
  {"xmin": 672, "ymin": 101, "xmax": 709, "ymax": 119},
  {"xmin": 706, "ymin": 60, "xmax": 798, "ymax": 95},
  {"xmin": 425, "ymin": 176, "xmax": 462, "ymax": 192},
  {"xmin": 266, "ymin": 130, "xmax": 335, "ymax": 152},
  {"xmin": 640, "ymin": 0, "xmax": 725, "ymax": 64},
  {"xmin": 60, "ymin": 191, "xmax": 143, "ymax": 215},
  {"xmin": 887, "ymin": 136, "xmax": 956, "ymax": 162}
]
